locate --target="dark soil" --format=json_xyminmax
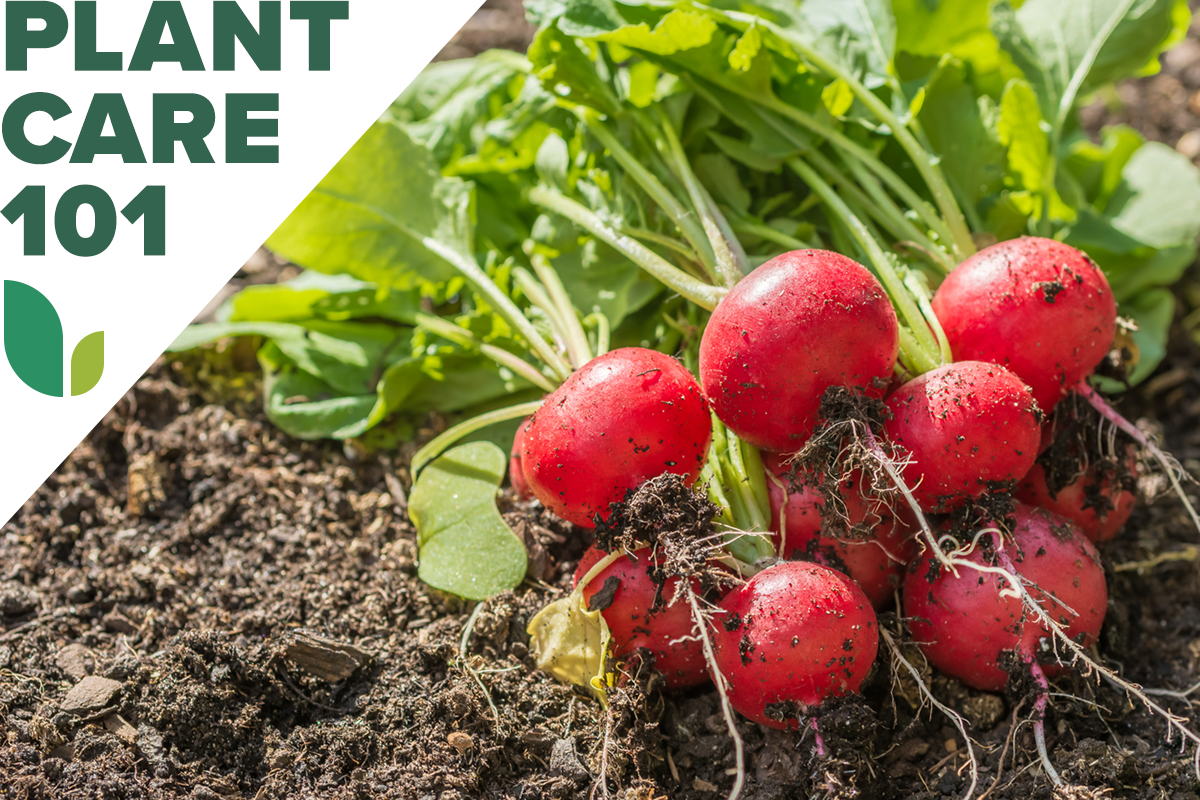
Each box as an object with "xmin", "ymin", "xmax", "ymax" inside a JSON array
[{"xmin": 6, "ymin": 4, "xmax": 1200, "ymax": 799}]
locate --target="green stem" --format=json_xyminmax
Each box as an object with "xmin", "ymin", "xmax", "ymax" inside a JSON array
[
  {"xmin": 528, "ymin": 252, "xmax": 593, "ymax": 369},
  {"xmin": 421, "ymin": 236, "xmax": 573, "ymax": 383},
  {"xmin": 902, "ymin": 271, "xmax": 953, "ymax": 364},
  {"xmin": 841, "ymin": 156, "xmax": 955, "ymax": 273},
  {"xmin": 716, "ymin": 85, "xmax": 956, "ymax": 252},
  {"xmin": 528, "ymin": 185, "xmax": 727, "ymax": 310},
  {"xmin": 803, "ymin": 146, "xmax": 924, "ymax": 254},
  {"xmin": 512, "ymin": 268, "xmax": 572, "ymax": 350},
  {"xmin": 622, "ymin": 226, "xmax": 702, "ymax": 263},
  {"xmin": 1041, "ymin": 0, "xmax": 1138, "ymax": 231},
  {"xmin": 730, "ymin": 218, "xmax": 819, "ymax": 251},
  {"xmin": 584, "ymin": 116, "xmax": 720, "ymax": 282},
  {"xmin": 787, "ymin": 158, "xmax": 942, "ymax": 374},
  {"xmin": 412, "ymin": 399, "xmax": 545, "ymax": 476},
  {"xmin": 416, "ymin": 314, "xmax": 560, "ymax": 394},
  {"xmin": 653, "ymin": 107, "xmax": 747, "ymax": 286},
  {"xmin": 734, "ymin": 13, "xmax": 974, "ymax": 258},
  {"xmin": 583, "ymin": 313, "xmax": 611, "ymax": 357}
]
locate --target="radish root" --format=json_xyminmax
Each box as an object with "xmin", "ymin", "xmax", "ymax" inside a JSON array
[
  {"xmin": 1076, "ymin": 381, "xmax": 1200, "ymax": 548},
  {"xmin": 685, "ymin": 585, "xmax": 747, "ymax": 800},
  {"xmin": 880, "ymin": 627, "xmax": 980, "ymax": 799}
]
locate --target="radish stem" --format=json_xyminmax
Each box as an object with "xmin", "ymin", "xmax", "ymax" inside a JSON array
[
  {"xmin": 416, "ymin": 314, "xmax": 559, "ymax": 393},
  {"xmin": 1075, "ymin": 380, "xmax": 1200, "ymax": 539},
  {"xmin": 729, "ymin": 12, "xmax": 975, "ymax": 258},
  {"xmin": 653, "ymin": 106, "xmax": 747, "ymax": 286},
  {"xmin": 528, "ymin": 185, "xmax": 728, "ymax": 310},
  {"xmin": 412, "ymin": 399, "xmax": 545, "ymax": 476},
  {"xmin": 585, "ymin": 116, "xmax": 721, "ymax": 282},
  {"xmin": 420, "ymin": 235, "xmax": 573, "ymax": 382},
  {"xmin": 528, "ymin": 251, "xmax": 594, "ymax": 369}
]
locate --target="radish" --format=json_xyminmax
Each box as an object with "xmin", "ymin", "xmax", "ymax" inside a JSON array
[
  {"xmin": 883, "ymin": 361, "xmax": 1042, "ymax": 511},
  {"xmin": 931, "ymin": 238, "xmax": 1117, "ymax": 414},
  {"xmin": 699, "ymin": 250, "xmax": 899, "ymax": 452},
  {"xmin": 710, "ymin": 561, "xmax": 878, "ymax": 730},
  {"xmin": 903, "ymin": 503, "xmax": 1107, "ymax": 693},
  {"xmin": 1016, "ymin": 456, "xmax": 1136, "ymax": 543},
  {"xmin": 1016, "ymin": 395, "xmax": 1138, "ymax": 543},
  {"xmin": 522, "ymin": 348, "xmax": 711, "ymax": 528},
  {"xmin": 1016, "ymin": 406, "xmax": 1137, "ymax": 543},
  {"xmin": 574, "ymin": 545, "xmax": 711, "ymax": 689},
  {"xmin": 509, "ymin": 416, "xmax": 533, "ymax": 501},
  {"xmin": 764, "ymin": 454, "xmax": 915, "ymax": 609}
]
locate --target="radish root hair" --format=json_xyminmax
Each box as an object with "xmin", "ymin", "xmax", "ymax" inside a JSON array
[
  {"xmin": 880, "ymin": 626, "xmax": 980, "ymax": 799},
  {"xmin": 685, "ymin": 584, "xmax": 747, "ymax": 800}
]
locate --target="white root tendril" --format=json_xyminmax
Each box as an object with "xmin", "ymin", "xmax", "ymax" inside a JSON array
[
  {"xmin": 685, "ymin": 585, "xmax": 746, "ymax": 800},
  {"xmin": 880, "ymin": 627, "xmax": 980, "ymax": 800},
  {"xmin": 980, "ymin": 536, "xmax": 1200, "ymax": 783},
  {"xmin": 1076, "ymin": 381, "xmax": 1200, "ymax": 546}
]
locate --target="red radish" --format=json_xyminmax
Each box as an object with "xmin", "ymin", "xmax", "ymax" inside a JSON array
[
  {"xmin": 903, "ymin": 504, "xmax": 1107, "ymax": 692},
  {"xmin": 883, "ymin": 361, "xmax": 1041, "ymax": 511},
  {"xmin": 699, "ymin": 250, "xmax": 899, "ymax": 452},
  {"xmin": 931, "ymin": 237, "xmax": 1117, "ymax": 413},
  {"xmin": 1017, "ymin": 445, "xmax": 1137, "ymax": 543},
  {"xmin": 710, "ymin": 561, "xmax": 878, "ymax": 730},
  {"xmin": 764, "ymin": 454, "xmax": 914, "ymax": 609},
  {"xmin": 522, "ymin": 348, "xmax": 711, "ymax": 528},
  {"xmin": 575, "ymin": 545, "xmax": 710, "ymax": 689},
  {"xmin": 509, "ymin": 417, "xmax": 534, "ymax": 501}
]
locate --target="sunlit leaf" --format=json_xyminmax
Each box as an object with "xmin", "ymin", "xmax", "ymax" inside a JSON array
[{"xmin": 409, "ymin": 442, "xmax": 528, "ymax": 600}]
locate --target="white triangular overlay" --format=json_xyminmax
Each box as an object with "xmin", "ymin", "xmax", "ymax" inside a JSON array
[{"xmin": 0, "ymin": 0, "xmax": 486, "ymax": 523}]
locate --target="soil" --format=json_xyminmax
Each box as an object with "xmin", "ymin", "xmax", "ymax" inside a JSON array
[{"xmin": 6, "ymin": 4, "xmax": 1200, "ymax": 799}]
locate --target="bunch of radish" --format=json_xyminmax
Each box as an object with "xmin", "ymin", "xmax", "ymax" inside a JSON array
[{"xmin": 519, "ymin": 235, "xmax": 1150, "ymax": 774}]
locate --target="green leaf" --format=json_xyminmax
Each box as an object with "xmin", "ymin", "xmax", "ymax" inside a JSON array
[
  {"xmin": 174, "ymin": 319, "xmax": 411, "ymax": 397},
  {"xmin": 1103, "ymin": 141, "xmax": 1200, "ymax": 252},
  {"xmin": 893, "ymin": 0, "xmax": 1014, "ymax": 95},
  {"xmin": 1061, "ymin": 125, "xmax": 1145, "ymax": 211},
  {"xmin": 993, "ymin": 0, "xmax": 1189, "ymax": 123},
  {"xmin": 821, "ymin": 78, "xmax": 854, "ymax": 117},
  {"xmin": 1092, "ymin": 288, "xmax": 1176, "ymax": 391},
  {"xmin": 3, "ymin": 280, "xmax": 64, "ymax": 398},
  {"xmin": 220, "ymin": 273, "xmax": 421, "ymax": 325},
  {"xmin": 267, "ymin": 123, "xmax": 475, "ymax": 291},
  {"xmin": 694, "ymin": 152, "xmax": 751, "ymax": 213},
  {"xmin": 262, "ymin": 356, "xmax": 379, "ymax": 440},
  {"xmin": 1065, "ymin": 141, "xmax": 1200, "ymax": 302},
  {"xmin": 997, "ymin": 78, "xmax": 1048, "ymax": 193},
  {"xmin": 794, "ymin": 0, "xmax": 896, "ymax": 89},
  {"xmin": 1121, "ymin": 288, "xmax": 1176, "ymax": 386},
  {"xmin": 728, "ymin": 24, "xmax": 763, "ymax": 71},
  {"xmin": 528, "ymin": 25, "xmax": 621, "ymax": 116},
  {"xmin": 919, "ymin": 58, "xmax": 1006, "ymax": 208},
  {"xmin": 409, "ymin": 442, "xmax": 528, "ymax": 600},
  {"xmin": 391, "ymin": 50, "xmax": 530, "ymax": 164},
  {"xmin": 70, "ymin": 331, "xmax": 104, "ymax": 396},
  {"xmin": 706, "ymin": 129, "xmax": 787, "ymax": 172},
  {"xmin": 593, "ymin": 9, "xmax": 719, "ymax": 55}
]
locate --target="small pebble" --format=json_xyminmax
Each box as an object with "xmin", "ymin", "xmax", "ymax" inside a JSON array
[
  {"xmin": 60, "ymin": 676, "xmax": 122, "ymax": 715},
  {"xmin": 447, "ymin": 731, "xmax": 473, "ymax": 754},
  {"xmin": 944, "ymin": 738, "xmax": 958, "ymax": 754},
  {"xmin": 1178, "ymin": 130, "xmax": 1200, "ymax": 161}
]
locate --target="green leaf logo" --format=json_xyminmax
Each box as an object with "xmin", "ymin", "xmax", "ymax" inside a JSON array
[
  {"xmin": 71, "ymin": 331, "xmax": 104, "ymax": 396},
  {"xmin": 3, "ymin": 281, "xmax": 105, "ymax": 398}
]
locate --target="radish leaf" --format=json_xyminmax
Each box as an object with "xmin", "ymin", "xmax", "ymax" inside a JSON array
[
  {"xmin": 267, "ymin": 123, "xmax": 474, "ymax": 293},
  {"xmin": 409, "ymin": 442, "xmax": 527, "ymax": 601}
]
